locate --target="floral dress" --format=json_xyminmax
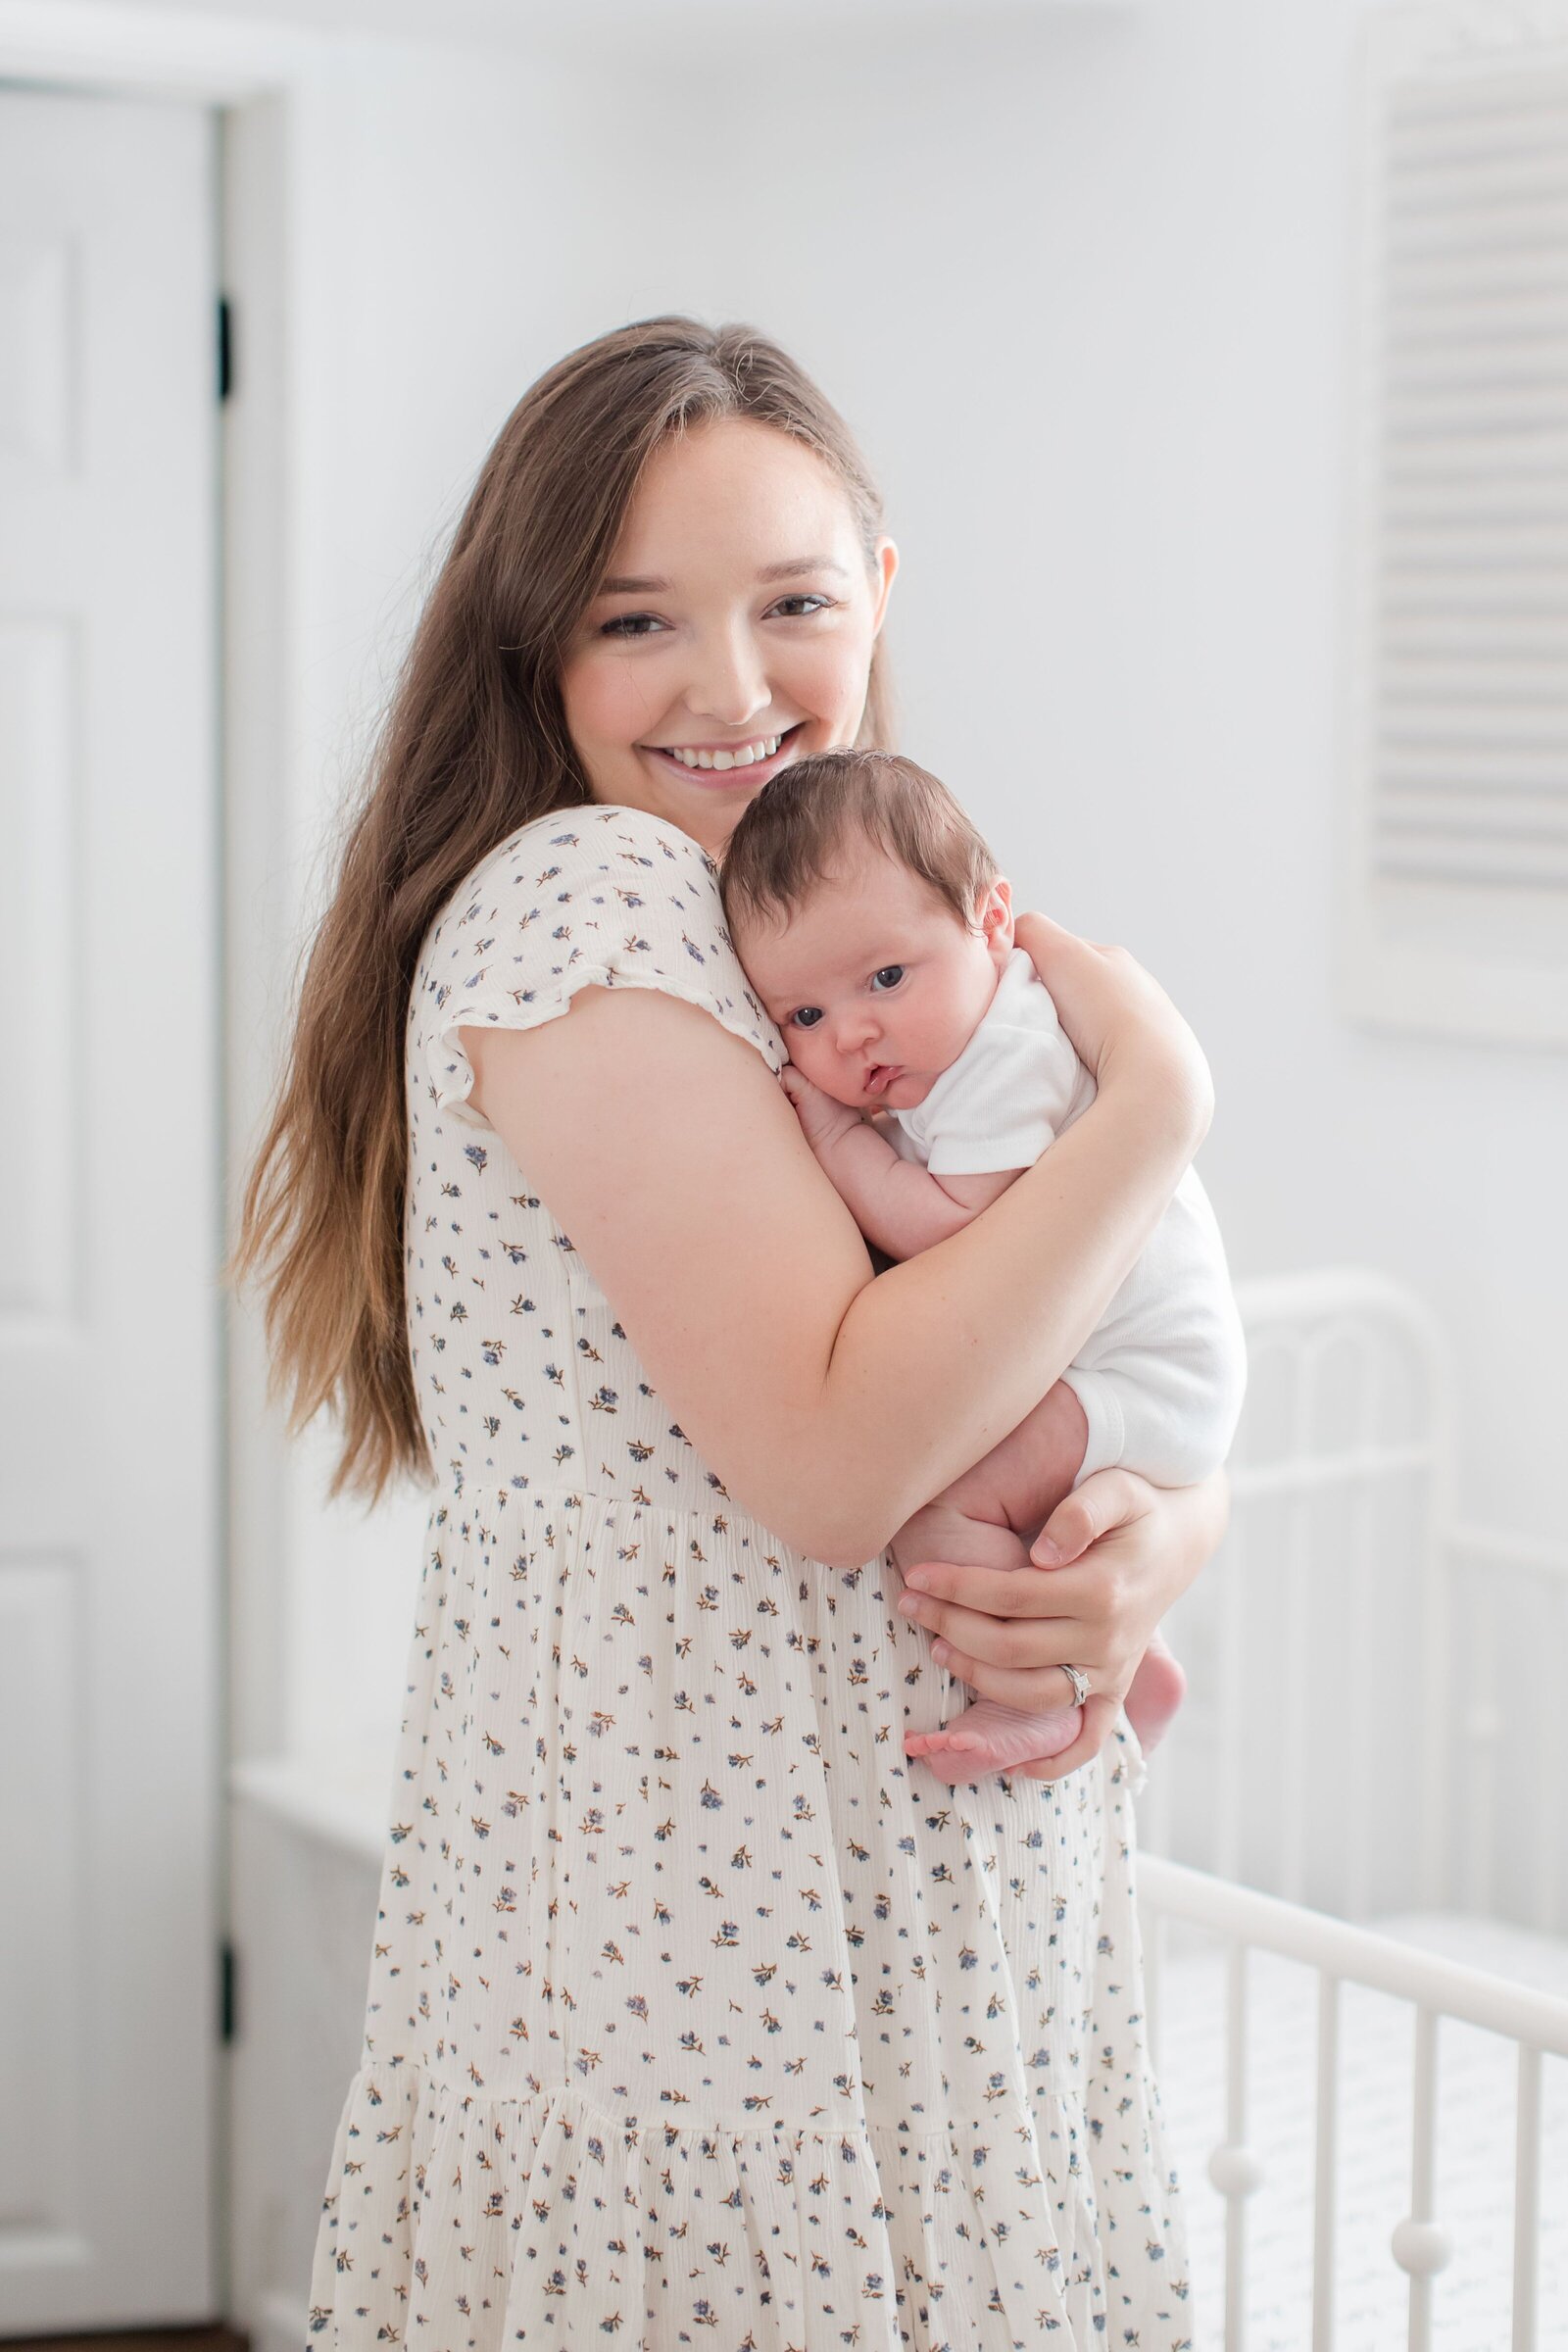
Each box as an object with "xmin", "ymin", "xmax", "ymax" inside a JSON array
[{"xmin": 306, "ymin": 801, "xmax": 1193, "ymax": 2351}]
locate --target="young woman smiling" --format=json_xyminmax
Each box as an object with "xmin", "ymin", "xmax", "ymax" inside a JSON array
[{"xmin": 238, "ymin": 317, "xmax": 1226, "ymax": 2349}]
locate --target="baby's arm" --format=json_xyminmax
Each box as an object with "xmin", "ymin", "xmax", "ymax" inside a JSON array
[{"xmin": 781, "ymin": 1067, "xmax": 1022, "ymax": 1259}]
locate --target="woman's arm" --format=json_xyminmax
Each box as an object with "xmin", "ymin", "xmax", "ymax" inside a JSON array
[{"xmin": 463, "ymin": 923, "xmax": 1210, "ymax": 1570}]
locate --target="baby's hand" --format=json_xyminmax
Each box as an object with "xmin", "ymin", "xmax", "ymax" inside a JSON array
[{"xmin": 780, "ymin": 1065, "xmax": 866, "ymax": 1156}]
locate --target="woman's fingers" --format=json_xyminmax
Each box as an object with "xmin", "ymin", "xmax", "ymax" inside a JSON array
[
  {"xmin": 1011, "ymin": 907, "xmax": 1213, "ymax": 1140},
  {"xmin": 1032, "ymin": 1464, "xmax": 1148, "ymax": 1567},
  {"xmin": 1010, "ymin": 913, "xmax": 1119, "ymax": 1081},
  {"xmin": 900, "ymin": 1576, "xmax": 1092, "ymax": 1671},
  {"xmin": 910, "ymin": 1555, "xmax": 1131, "ymax": 1636},
  {"xmin": 1011, "ymin": 1694, "xmax": 1121, "ymax": 1782},
  {"xmin": 929, "ymin": 1642, "xmax": 1091, "ymax": 1717},
  {"xmin": 900, "ymin": 1557, "xmax": 1066, "ymax": 1620}
]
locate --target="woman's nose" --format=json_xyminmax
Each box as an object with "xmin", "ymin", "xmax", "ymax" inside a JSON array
[{"xmin": 685, "ymin": 624, "xmax": 770, "ymax": 727}]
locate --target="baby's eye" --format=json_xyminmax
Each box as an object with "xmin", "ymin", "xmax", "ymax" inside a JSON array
[
  {"xmin": 790, "ymin": 1006, "xmax": 824, "ymax": 1031},
  {"xmin": 871, "ymin": 965, "xmax": 905, "ymax": 992}
]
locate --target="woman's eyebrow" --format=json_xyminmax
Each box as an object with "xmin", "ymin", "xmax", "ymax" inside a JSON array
[
  {"xmin": 596, "ymin": 557, "xmax": 849, "ymax": 595},
  {"xmin": 758, "ymin": 557, "xmax": 849, "ymax": 583}
]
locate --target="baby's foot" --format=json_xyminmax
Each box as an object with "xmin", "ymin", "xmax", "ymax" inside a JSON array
[
  {"xmin": 1122, "ymin": 1641, "xmax": 1187, "ymax": 1755},
  {"xmin": 905, "ymin": 1696, "xmax": 1082, "ymax": 1784}
]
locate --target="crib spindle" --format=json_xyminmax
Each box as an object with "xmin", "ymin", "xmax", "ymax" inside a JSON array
[
  {"xmin": 1207, "ymin": 1939, "xmax": 1264, "ymax": 2351},
  {"xmin": 1345, "ymin": 1478, "xmax": 1375, "ymax": 1919},
  {"xmin": 1344, "ymin": 1328, "xmax": 1387, "ymax": 1921},
  {"xmin": 1279, "ymin": 1328, "xmax": 1323, "ymax": 1905},
  {"xmin": 1281, "ymin": 1484, "xmax": 1310, "ymax": 1903},
  {"xmin": 1217, "ymin": 1535, "xmax": 1247, "ymax": 1885},
  {"xmin": 1465, "ymin": 1574, "xmax": 1502, "ymax": 1922},
  {"xmin": 1512, "ymin": 2040, "xmax": 1542, "ymax": 2352},
  {"xmin": 1391, "ymin": 2006, "xmax": 1451, "ymax": 2352},
  {"xmin": 1538, "ymin": 1582, "xmax": 1566, "ymax": 1936},
  {"xmin": 1312, "ymin": 1971, "xmax": 1340, "ymax": 2352}
]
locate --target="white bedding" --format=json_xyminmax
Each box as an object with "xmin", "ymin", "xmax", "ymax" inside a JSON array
[{"xmin": 1151, "ymin": 1909, "xmax": 1568, "ymax": 2351}]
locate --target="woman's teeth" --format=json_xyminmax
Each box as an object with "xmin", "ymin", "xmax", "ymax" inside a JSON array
[{"xmin": 660, "ymin": 733, "xmax": 784, "ymax": 772}]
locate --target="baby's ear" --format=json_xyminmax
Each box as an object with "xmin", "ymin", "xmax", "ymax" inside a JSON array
[{"xmin": 977, "ymin": 875, "xmax": 1014, "ymax": 958}]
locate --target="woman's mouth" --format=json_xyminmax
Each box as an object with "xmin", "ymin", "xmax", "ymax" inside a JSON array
[{"xmin": 641, "ymin": 722, "xmax": 807, "ymax": 790}]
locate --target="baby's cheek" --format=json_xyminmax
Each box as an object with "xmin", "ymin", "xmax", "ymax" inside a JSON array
[{"xmin": 785, "ymin": 1030, "xmax": 823, "ymax": 1084}]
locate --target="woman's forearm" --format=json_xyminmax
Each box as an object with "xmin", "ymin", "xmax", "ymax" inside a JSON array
[{"xmin": 809, "ymin": 1066, "xmax": 1205, "ymax": 1564}]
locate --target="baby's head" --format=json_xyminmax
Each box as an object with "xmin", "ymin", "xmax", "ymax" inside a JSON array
[{"xmin": 721, "ymin": 749, "xmax": 1013, "ymax": 1113}]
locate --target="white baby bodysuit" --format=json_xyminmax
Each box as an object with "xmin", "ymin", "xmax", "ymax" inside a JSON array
[{"xmin": 885, "ymin": 946, "xmax": 1247, "ymax": 1488}]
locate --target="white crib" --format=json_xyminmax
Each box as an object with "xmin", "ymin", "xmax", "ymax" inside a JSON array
[
  {"xmin": 227, "ymin": 1267, "xmax": 1568, "ymax": 2352},
  {"xmin": 1135, "ymin": 1269, "xmax": 1568, "ymax": 2351}
]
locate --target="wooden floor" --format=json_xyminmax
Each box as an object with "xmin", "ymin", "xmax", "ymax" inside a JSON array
[{"xmin": 7, "ymin": 2332, "xmax": 246, "ymax": 2352}]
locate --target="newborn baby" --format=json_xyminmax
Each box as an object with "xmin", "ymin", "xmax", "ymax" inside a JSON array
[{"xmin": 720, "ymin": 748, "xmax": 1247, "ymax": 1784}]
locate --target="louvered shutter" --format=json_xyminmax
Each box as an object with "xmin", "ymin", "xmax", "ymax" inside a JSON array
[{"xmin": 1341, "ymin": 5, "xmax": 1568, "ymax": 1043}]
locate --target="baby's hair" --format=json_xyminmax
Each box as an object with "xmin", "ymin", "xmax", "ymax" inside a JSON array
[{"xmin": 720, "ymin": 749, "xmax": 1000, "ymax": 942}]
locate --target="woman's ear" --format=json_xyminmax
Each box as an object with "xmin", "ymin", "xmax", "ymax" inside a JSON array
[{"xmin": 869, "ymin": 536, "xmax": 899, "ymax": 636}]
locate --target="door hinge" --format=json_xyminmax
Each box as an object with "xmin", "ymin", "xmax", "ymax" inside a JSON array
[
  {"xmin": 220, "ymin": 1938, "xmax": 239, "ymax": 2042},
  {"xmin": 217, "ymin": 296, "xmax": 234, "ymax": 403}
]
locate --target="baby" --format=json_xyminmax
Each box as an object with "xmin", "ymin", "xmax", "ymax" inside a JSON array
[{"xmin": 720, "ymin": 748, "xmax": 1247, "ymax": 1785}]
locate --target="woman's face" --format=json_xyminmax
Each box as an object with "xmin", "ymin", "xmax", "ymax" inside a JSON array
[{"xmin": 559, "ymin": 416, "xmax": 898, "ymax": 859}]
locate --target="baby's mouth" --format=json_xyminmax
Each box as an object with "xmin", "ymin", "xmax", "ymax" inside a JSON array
[{"xmin": 863, "ymin": 1063, "xmax": 901, "ymax": 1098}]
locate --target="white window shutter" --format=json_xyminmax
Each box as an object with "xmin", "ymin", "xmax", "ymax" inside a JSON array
[{"xmin": 1340, "ymin": 3, "xmax": 1568, "ymax": 1044}]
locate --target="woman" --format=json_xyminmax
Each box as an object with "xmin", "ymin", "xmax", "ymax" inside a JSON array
[{"xmin": 238, "ymin": 318, "xmax": 1227, "ymax": 2349}]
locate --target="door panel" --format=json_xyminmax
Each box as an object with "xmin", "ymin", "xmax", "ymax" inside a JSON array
[{"xmin": 0, "ymin": 86, "xmax": 219, "ymax": 2324}]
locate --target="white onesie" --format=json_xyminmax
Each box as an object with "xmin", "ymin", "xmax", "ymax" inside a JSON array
[{"xmin": 885, "ymin": 947, "xmax": 1247, "ymax": 1488}]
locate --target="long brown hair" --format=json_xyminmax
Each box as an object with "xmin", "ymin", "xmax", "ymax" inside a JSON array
[{"xmin": 231, "ymin": 316, "xmax": 896, "ymax": 1504}]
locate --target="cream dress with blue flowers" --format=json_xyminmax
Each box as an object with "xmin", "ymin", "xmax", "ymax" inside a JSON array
[{"xmin": 306, "ymin": 801, "xmax": 1193, "ymax": 2351}]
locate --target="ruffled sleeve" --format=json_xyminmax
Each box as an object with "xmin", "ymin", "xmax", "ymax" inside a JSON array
[{"xmin": 416, "ymin": 802, "xmax": 785, "ymax": 1130}]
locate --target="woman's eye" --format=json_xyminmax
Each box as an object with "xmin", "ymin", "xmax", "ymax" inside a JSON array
[
  {"xmin": 871, "ymin": 965, "xmax": 905, "ymax": 992},
  {"xmin": 791, "ymin": 1007, "xmax": 824, "ymax": 1031},
  {"xmin": 771, "ymin": 594, "xmax": 833, "ymax": 619},
  {"xmin": 599, "ymin": 612, "xmax": 665, "ymax": 639}
]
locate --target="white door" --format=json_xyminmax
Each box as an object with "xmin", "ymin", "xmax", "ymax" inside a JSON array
[{"xmin": 0, "ymin": 86, "xmax": 220, "ymax": 2324}]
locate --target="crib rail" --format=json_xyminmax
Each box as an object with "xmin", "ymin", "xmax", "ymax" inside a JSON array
[
  {"xmin": 1142, "ymin": 1267, "xmax": 1453, "ymax": 1920},
  {"xmin": 1139, "ymin": 1853, "xmax": 1568, "ymax": 2352},
  {"xmin": 1145, "ymin": 1268, "xmax": 1568, "ymax": 1942}
]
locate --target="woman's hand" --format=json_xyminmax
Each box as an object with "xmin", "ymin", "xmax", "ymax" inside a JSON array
[
  {"xmin": 897, "ymin": 1464, "xmax": 1231, "ymax": 1780},
  {"xmin": 1012, "ymin": 909, "xmax": 1214, "ymax": 1152}
]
